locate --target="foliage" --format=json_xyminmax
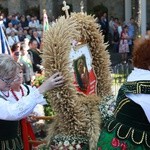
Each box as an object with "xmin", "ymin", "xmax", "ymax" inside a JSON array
[{"xmin": 32, "ymin": 73, "xmax": 45, "ymax": 87}]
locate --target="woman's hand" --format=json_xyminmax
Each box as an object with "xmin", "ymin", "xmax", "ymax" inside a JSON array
[
  {"xmin": 38, "ymin": 72, "xmax": 64, "ymax": 94},
  {"xmin": 27, "ymin": 112, "xmax": 38, "ymax": 123}
]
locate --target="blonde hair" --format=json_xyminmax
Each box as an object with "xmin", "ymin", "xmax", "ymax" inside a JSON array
[{"xmin": 0, "ymin": 54, "xmax": 18, "ymax": 79}]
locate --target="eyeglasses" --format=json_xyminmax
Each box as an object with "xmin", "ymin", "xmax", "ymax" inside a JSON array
[
  {"xmin": 0, "ymin": 78, "xmax": 14, "ymax": 85},
  {"xmin": 0, "ymin": 73, "xmax": 22, "ymax": 85}
]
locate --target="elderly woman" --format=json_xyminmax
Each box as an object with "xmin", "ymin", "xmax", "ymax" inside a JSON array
[
  {"xmin": 0, "ymin": 54, "xmax": 64, "ymax": 150},
  {"xmin": 97, "ymin": 38, "xmax": 150, "ymax": 149}
]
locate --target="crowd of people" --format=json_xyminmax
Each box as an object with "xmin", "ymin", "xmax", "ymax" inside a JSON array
[
  {"xmin": 98, "ymin": 13, "xmax": 136, "ymax": 63},
  {"xmin": 0, "ymin": 12, "xmax": 58, "ymax": 150},
  {"xmin": 0, "ymin": 12, "xmax": 46, "ymax": 85}
]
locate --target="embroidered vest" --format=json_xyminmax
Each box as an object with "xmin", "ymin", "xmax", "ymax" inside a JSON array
[
  {"xmin": 0, "ymin": 95, "xmax": 23, "ymax": 150},
  {"xmin": 0, "ymin": 84, "xmax": 30, "ymax": 150},
  {"xmin": 106, "ymin": 80, "xmax": 150, "ymax": 148}
]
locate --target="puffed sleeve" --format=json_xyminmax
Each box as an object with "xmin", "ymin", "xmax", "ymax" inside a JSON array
[{"xmin": 0, "ymin": 87, "xmax": 46, "ymax": 121}]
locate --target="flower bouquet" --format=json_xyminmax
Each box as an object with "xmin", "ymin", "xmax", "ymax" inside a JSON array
[{"xmin": 99, "ymin": 95, "xmax": 116, "ymax": 124}]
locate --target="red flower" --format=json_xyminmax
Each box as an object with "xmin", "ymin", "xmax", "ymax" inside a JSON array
[
  {"xmin": 111, "ymin": 138, "xmax": 120, "ymax": 147},
  {"xmin": 121, "ymin": 142, "xmax": 127, "ymax": 150},
  {"xmin": 98, "ymin": 147, "xmax": 102, "ymax": 150}
]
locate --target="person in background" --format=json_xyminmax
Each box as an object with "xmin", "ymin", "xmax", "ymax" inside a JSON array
[
  {"xmin": 18, "ymin": 29, "xmax": 25, "ymax": 42},
  {"xmin": 112, "ymin": 27, "xmax": 120, "ymax": 53},
  {"xmin": 102, "ymin": 12, "xmax": 109, "ymax": 43},
  {"xmin": 6, "ymin": 22, "xmax": 18, "ymax": 36},
  {"xmin": 0, "ymin": 54, "xmax": 64, "ymax": 150},
  {"xmin": 34, "ymin": 16, "xmax": 40, "ymax": 29},
  {"xmin": 119, "ymin": 25, "xmax": 129, "ymax": 63},
  {"xmin": 128, "ymin": 18, "xmax": 135, "ymax": 58},
  {"xmin": 28, "ymin": 39, "xmax": 43, "ymax": 74},
  {"xmin": 28, "ymin": 17, "xmax": 37, "ymax": 29},
  {"xmin": 99, "ymin": 15, "xmax": 108, "ymax": 43},
  {"xmin": 20, "ymin": 15, "xmax": 29, "ymax": 29},
  {"xmin": 11, "ymin": 15, "xmax": 20, "ymax": 26},
  {"xmin": 23, "ymin": 29, "xmax": 31, "ymax": 40},
  {"xmin": 109, "ymin": 16, "xmax": 115, "ymax": 44},
  {"xmin": 97, "ymin": 38, "xmax": 150, "ymax": 149},
  {"xmin": 31, "ymin": 30, "xmax": 41, "ymax": 49},
  {"xmin": 0, "ymin": 14, "xmax": 6, "ymax": 30},
  {"xmin": 117, "ymin": 21, "xmax": 123, "ymax": 38},
  {"xmin": 20, "ymin": 44, "xmax": 34, "ymax": 85},
  {"xmin": 11, "ymin": 42, "xmax": 21, "ymax": 62},
  {"xmin": 8, "ymin": 31, "xmax": 20, "ymax": 47}
]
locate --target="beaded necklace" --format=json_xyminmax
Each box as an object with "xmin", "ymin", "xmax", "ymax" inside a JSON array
[{"xmin": 11, "ymin": 86, "xmax": 24, "ymax": 101}]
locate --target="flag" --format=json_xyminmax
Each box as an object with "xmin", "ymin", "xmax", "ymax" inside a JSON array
[
  {"xmin": 0, "ymin": 22, "xmax": 11, "ymax": 54},
  {"xmin": 43, "ymin": 9, "xmax": 49, "ymax": 32}
]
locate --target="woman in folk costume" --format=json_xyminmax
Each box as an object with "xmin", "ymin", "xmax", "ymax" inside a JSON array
[
  {"xmin": 97, "ymin": 38, "xmax": 150, "ymax": 149},
  {"xmin": 19, "ymin": 44, "xmax": 34, "ymax": 85},
  {"xmin": 0, "ymin": 54, "xmax": 64, "ymax": 150},
  {"xmin": 10, "ymin": 65, "xmax": 44, "ymax": 150}
]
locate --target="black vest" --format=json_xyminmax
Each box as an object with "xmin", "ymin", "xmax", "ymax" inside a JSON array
[{"xmin": 106, "ymin": 80, "xmax": 150, "ymax": 148}]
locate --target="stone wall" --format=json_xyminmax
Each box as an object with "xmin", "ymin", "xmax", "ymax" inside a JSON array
[
  {"xmin": 87, "ymin": 0, "xmax": 124, "ymax": 20},
  {"xmin": 0, "ymin": 0, "xmax": 150, "ymax": 24}
]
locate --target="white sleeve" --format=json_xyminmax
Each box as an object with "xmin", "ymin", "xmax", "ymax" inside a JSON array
[
  {"xmin": 8, "ymin": 36, "xmax": 14, "ymax": 47},
  {"xmin": 15, "ymin": 35, "xmax": 19, "ymax": 42},
  {"xmin": 0, "ymin": 87, "xmax": 46, "ymax": 121},
  {"xmin": 33, "ymin": 104, "xmax": 45, "ymax": 116}
]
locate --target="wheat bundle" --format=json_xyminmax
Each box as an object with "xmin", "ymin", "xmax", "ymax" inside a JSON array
[{"xmin": 41, "ymin": 13, "xmax": 112, "ymax": 150}]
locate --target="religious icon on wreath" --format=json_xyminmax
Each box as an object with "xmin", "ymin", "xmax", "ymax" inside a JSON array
[
  {"xmin": 69, "ymin": 44, "xmax": 97, "ymax": 95},
  {"xmin": 74, "ymin": 55, "xmax": 89, "ymax": 90}
]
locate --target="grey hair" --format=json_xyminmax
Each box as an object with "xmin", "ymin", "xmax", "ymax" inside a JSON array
[{"xmin": 0, "ymin": 54, "xmax": 18, "ymax": 79}]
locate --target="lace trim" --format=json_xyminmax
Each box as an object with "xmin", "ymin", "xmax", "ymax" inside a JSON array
[{"xmin": 107, "ymin": 119, "xmax": 150, "ymax": 147}]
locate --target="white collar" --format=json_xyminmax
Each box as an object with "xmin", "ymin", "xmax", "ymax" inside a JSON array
[
  {"xmin": 126, "ymin": 68, "xmax": 150, "ymax": 122},
  {"xmin": 127, "ymin": 68, "xmax": 150, "ymax": 82}
]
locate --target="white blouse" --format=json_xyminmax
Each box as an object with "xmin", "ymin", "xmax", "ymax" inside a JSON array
[
  {"xmin": 126, "ymin": 68, "xmax": 150, "ymax": 122},
  {"xmin": 0, "ymin": 85, "xmax": 46, "ymax": 121}
]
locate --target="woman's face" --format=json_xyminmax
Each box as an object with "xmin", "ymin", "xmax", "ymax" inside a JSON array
[
  {"xmin": 124, "ymin": 27, "xmax": 128, "ymax": 32},
  {"xmin": 11, "ymin": 68, "xmax": 23, "ymax": 89},
  {"xmin": 0, "ymin": 70, "xmax": 20, "ymax": 91},
  {"xmin": 12, "ymin": 50, "xmax": 20, "ymax": 62}
]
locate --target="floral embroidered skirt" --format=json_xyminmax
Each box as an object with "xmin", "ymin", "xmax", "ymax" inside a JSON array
[{"xmin": 96, "ymin": 129, "xmax": 146, "ymax": 150}]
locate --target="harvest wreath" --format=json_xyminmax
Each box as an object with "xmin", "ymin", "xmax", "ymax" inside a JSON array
[{"xmin": 39, "ymin": 12, "xmax": 113, "ymax": 150}]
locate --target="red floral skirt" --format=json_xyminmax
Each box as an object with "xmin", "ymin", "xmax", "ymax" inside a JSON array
[{"xmin": 97, "ymin": 129, "xmax": 147, "ymax": 150}]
